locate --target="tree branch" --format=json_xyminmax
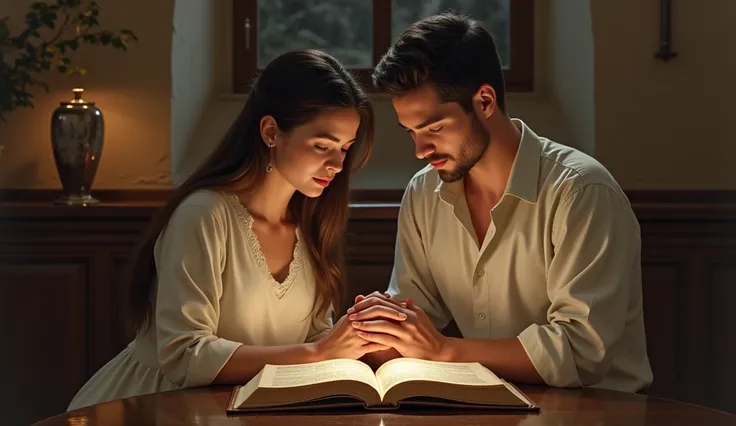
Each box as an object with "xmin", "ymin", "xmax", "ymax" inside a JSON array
[{"xmin": 46, "ymin": 14, "xmax": 71, "ymax": 45}]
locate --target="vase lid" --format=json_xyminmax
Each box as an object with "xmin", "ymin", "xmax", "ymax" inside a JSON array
[{"xmin": 59, "ymin": 88, "xmax": 96, "ymax": 106}]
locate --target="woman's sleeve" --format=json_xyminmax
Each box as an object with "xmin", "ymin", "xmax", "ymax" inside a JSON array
[{"xmin": 154, "ymin": 203, "xmax": 242, "ymax": 388}]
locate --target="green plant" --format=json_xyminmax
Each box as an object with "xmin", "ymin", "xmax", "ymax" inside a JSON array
[{"xmin": 0, "ymin": 0, "xmax": 137, "ymax": 123}]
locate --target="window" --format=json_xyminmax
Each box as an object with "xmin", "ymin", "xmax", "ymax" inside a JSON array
[{"xmin": 232, "ymin": 0, "xmax": 533, "ymax": 93}]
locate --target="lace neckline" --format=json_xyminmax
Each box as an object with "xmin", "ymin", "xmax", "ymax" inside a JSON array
[{"xmin": 225, "ymin": 192, "xmax": 303, "ymax": 299}]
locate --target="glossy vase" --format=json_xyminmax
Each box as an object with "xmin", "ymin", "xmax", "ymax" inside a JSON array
[{"xmin": 51, "ymin": 88, "xmax": 104, "ymax": 205}]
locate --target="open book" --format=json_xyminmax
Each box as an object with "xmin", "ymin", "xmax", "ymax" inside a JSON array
[{"xmin": 227, "ymin": 358, "xmax": 539, "ymax": 412}]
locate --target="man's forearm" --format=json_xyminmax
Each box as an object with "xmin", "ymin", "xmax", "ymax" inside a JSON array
[{"xmin": 440, "ymin": 337, "xmax": 545, "ymax": 385}]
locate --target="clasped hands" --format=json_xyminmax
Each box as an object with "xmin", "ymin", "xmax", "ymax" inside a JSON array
[{"xmin": 345, "ymin": 291, "xmax": 450, "ymax": 361}]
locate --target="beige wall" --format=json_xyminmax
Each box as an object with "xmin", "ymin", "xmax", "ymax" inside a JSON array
[
  {"xmin": 170, "ymin": 0, "xmax": 217, "ymax": 177},
  {"xmin": 592, "ymin": 0, "xmax": 736, "ymax": 189},
  {"xmin": 0, "ymin": 0, "xmax": 172, "ymax": 189},
  {"xmin": 550, "ymin": 0, "xmax": 595, "ymax": 155},
  {"xmin": 173, "ymin": 0, "xmax": 578, "ymax": 189},
  {"xmin": 1, "ymin": 0, "xmax": 734, "ymax": 190}
]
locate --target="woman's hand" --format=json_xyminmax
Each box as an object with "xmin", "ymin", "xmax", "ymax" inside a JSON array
[{"xmin": 315, "ymin": 314, "xmax": 396, "ymax": 360}]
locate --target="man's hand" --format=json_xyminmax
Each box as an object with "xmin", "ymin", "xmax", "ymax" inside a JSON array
[
  {"xmin": 348, "ymin": 297, "xmax": 450, "ymax": 361},
  {"xmin": 348, "ymin": 291, "xmax": 409, "ymax": 323},
  {"xmin": 350, "ymin": 291, "xmax": 407, "ymax": 311}
]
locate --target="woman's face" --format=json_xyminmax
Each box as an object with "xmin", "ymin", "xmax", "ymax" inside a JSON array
[{"xmin": 265, "ymin": 107, "xmax": 360, "ymax": 198}]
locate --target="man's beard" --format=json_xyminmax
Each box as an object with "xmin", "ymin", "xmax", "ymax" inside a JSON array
[{"xmin": 431, "ymin": 116, "xmax": 490, "ymax": 183}]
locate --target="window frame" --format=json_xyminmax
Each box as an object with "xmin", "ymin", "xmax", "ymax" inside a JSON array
[{"xmin": 232, "ymin": 0, "xmax": 533, "ymax": 93}]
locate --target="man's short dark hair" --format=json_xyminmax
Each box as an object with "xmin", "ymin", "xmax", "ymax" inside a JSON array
[{"xmin": 372, "ymin": 12, "xmax": 506, "ymax": 113}]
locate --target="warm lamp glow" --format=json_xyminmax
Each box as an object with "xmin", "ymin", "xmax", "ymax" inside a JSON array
[
  {"xmin": 66, "ymin": 415, "xmax": 88, "ymax": 425},
  {"xmin": 70, "ymin": 87, "xmax": 86, "ymax": 104}
]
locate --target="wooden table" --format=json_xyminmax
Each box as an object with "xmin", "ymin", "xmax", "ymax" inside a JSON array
[{"xmin": 33, "ymin": 385, "xmax": 736, "ymax": 426}]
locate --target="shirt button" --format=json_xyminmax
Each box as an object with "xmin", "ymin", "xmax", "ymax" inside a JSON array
[
  {"xmin": 478, "ymin": 313, "xmax": 486, "ymax": 320},
  {"xmin": 477, "ymin": 269, "xmax": 485, "ymax": 277}
]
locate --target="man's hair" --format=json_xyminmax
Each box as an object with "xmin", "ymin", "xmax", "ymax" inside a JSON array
[{"xmin": 372, "ymin": 12, "xmax": 506, "ymax": 113}]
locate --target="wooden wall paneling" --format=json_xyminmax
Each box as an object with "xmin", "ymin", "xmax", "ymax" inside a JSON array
[
  {"xmin": 637, "ymin": 209, "xmax": 736, "ymax": 412},
  {"xmin": 640, "ymin": 235, "xmax": 711, "ymax": 408},
  {"xmin": 1, "ymin": 190, "xmax": 736, "ymax": 420},
  {"xmin": 683, "ymin": 250, "xmax": 710, "ymax": 409},
  {"xmin": 343, "ymin": 216, "xmax": 397, "ymax": 315},
  {"xmin": 0, "ymin": 205, "xmax": 151, "ymax": 426},
  {"xmin": 706, "ymin": 251, "xmax": 736, "ymax": 414},
  {"xmin": 89, "ymin": 250, "xmax": 112, "ymax": 375},
  {"xmin": 0, "ymin": 255, "xmax": 90, "ymax": 426},
  {"xmin": 88, "ymin": 249, "xmax": 139, "ymax": 375},
  {"xmin": 639, "ymin": 249, "xmax": 689, "ymax": 402},
  {"xmin": 110, "ymin": 254, "xmax": 136, "ymax": 355}
]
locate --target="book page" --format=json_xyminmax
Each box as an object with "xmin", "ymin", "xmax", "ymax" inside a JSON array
[
  {"xmin": 259, "ymin": 359, "xmax": 379, "ymax": 391},
  {"xmin": 375, "ymin": 358, "xmax": 502, "ymax": 398},
  {"xmin": 232, "ymin": 370, "xmax": 265, "ymax": 408}
]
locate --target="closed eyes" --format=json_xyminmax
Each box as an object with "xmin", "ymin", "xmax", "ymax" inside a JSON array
[
  {"xmin": 404, "ymin": 126, "xmax": 443, "ymax": 134},
  {"xmin": 316, "ymin": 145, "xmax": 350, "ymax": 153}
]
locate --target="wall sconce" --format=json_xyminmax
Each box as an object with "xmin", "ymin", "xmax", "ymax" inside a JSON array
[
  {"xmin": 655, "ymin": 0, "xmax": 677, "ymax": 61},
  {"xmin": 50, "ymin": 88, "xmax": 104, "ymax": 206}
]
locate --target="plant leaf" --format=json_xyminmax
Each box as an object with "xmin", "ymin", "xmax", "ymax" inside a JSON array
[{"xmin": 2, "ymin": 0, "xmax": 138, "ymax": 121}]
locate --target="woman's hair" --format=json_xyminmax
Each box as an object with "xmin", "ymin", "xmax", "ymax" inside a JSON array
[{"xmin": 127, "ymin": 49, "xmax": 375, "ymax": 335}]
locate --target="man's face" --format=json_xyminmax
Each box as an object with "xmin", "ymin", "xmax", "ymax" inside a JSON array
[{"xmin": 392, "ymin": 83, "xmax": 490, "ymax": 182}]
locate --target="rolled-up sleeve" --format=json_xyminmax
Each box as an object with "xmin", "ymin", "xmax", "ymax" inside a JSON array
[
  {"xmin": 518, "ymin": 183, "xmax": 639, "ymax": 387},
  {"xmin": 154, "ymin": 204, "xmax": 242, "ymax": 388},
  {"xmin": 387, "ymin": 185, "xmax": 452, "ymax": 330}
]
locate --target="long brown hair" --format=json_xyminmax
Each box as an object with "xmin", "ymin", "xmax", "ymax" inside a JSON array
[{"xmin": 128, "ymin": 49, "xmax": 375, "ymax": 335}]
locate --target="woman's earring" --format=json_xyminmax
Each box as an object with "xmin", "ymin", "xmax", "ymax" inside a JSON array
[{"xmin": 266, "ymin": 143, "xmax": 274, "ymax": 172}]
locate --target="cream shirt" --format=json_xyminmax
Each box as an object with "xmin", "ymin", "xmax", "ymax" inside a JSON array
[
  {"xmin": 68, "ymin": 190, "xmax": 332, "ymax": 410},
  {"xmin": 387, "ymin": 119, "xmax": 653, "ymax": 392}
]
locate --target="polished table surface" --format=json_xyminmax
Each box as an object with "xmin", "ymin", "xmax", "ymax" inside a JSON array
[{"xmin": 33, "ymin": 385, "xmax": 736, "ymax": 426}]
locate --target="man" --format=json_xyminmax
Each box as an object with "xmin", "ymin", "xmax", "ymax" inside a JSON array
[{"xmin": 348, "ymin": 12, "xmax": 653, "ymax": 392}]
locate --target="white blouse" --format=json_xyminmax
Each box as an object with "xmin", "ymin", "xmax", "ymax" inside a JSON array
[{"xmin": 67, "ymin": 190, "xmax": 332, "ymax": 410}]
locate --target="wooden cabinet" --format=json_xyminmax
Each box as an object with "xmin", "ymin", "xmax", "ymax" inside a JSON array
[
  {"xmin": 1, "ymin": 191, "xmax": 735, "ymax": 425},
  {"xmin": 0, "ymin": 257, "xmax": 89, "ymax": 426},
  {"xmin": 640, "ymin": 247, "xmax": 736, "ymax": 409},
  {"xmin": 633, "ymin": 196, "xmax": 736, "ymax": 411},
  {"xmin": 0, "ymin": 202, "xmax": 151, "ymax": 426}
]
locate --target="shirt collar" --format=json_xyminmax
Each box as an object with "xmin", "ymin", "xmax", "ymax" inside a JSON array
[
  {"xmin": 504, "ymin": 118, "xmax": 541, "ymax": 204},
  {"xmin": 435, "ymin": 118, "xmax": 541, "ymax": 204}
]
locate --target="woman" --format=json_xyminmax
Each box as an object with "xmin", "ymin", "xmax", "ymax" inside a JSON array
[{"xmin": 68, "ymin": 49, "xmax": 392, "ymax": 410}]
